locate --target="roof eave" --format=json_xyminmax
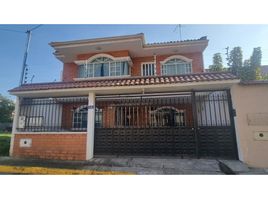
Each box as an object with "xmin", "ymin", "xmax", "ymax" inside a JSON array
[{"xmin": 49, "ymin": 33, "xmax": 145, "ymax": 48}]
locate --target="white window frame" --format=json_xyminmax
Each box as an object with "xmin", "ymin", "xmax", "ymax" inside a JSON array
[
  {"xmin": 72, "ymin": 105, "xmax": 88, "ymax": 130},
  {"xmin": 80, "ymin": 59, "xmax": 129, "ymax": 78},
  {"xmin": 141, "ymin": 62, "xmax": 155, "ymax": 76},
  {"xmin": 160, "ymin": 55, "xmax": 193, "ymax": 76}
]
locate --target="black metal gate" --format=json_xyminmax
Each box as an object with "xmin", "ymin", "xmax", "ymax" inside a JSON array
[{"xmin": 94, "ymin": 90, "xmax": 238, "ymax": 159}]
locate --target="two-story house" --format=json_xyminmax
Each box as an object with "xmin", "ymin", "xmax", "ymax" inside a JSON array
[{"xmin": 9, "ymin": 33, "xmax": 239, "ymax": 161}]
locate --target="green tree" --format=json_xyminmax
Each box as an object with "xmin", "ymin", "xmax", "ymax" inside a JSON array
[
  {"xmin": 250, "ymin": 47, "xmax": 262, "ymax": 68},
  {"xmin": 0, "ymin": 94, "xmax": 15, "ymax": 123},
  {"xmin": 250, "ymin": 47, "xmax": 262, "ymax": 80},
  {"xmin": 228, "ymin": 47, "xmax": 243, "ymax": 76},
  {"xmin": 239, "ymin": 60, "xmax": 254, "ymax": 81},
  {"xmin": 209, "ymin": 53, "xmax": 224, "ymax": 72},
  {"xmin": 239, "ymin": 47, "xmax": 262, "ymax": 81}
]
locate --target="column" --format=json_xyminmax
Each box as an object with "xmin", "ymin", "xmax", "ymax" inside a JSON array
[
  {"xmin": 9, "ymin": 96, "xmax": 20, "ymax": 156},
  {"xmin": 86, "ymin": 93, "xmax": 95, "ymax": 160}
]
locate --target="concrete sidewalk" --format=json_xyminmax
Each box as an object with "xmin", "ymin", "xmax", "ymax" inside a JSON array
[{"xmin": 0, "ymin": 156, "xmax": 267, "ymax": 175}]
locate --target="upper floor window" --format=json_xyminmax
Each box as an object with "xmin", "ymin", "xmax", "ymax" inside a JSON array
[
  {"xmin": 141, "ymin": 63, "xmax": 155, "ymax": 76},
  {"xmin": 78, "ymin": 56, "xmax": 129, "ymax": 78},
  {"xmin": 161, "ymin": 58, "xmax": 192, "ymax": 75}
]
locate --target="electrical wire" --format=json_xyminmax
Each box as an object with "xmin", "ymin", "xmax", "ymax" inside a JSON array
[
  {"xmin": 0, "ymin": 25, "xmax": 43, "ymax": 34},
  {"xmin": 29, "ymin": 24, "xmax": 42, "ymax": 31}
]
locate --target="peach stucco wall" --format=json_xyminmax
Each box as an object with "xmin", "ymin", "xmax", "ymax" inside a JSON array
[{"xmin": 231, "ymin": 84, "xmax": 268, "ymax": 168}]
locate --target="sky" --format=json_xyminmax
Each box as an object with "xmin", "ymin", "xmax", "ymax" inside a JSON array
[{"xmin": 1, "ymin": 24, "xmax": 268, "ymax": 99}]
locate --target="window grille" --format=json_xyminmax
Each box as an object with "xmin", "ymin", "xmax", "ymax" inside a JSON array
[{"xmin": 142, "ymin": 63, "xmax": 155, "ymax": 76}]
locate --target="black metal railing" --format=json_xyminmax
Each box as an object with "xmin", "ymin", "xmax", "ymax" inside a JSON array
[
  {"xmin": 17, "ymin": 96, "xmax": 88, "ymax": 132},
  {"xmin": 16, "ymin": 91, "xmax": 232, "ymax": 132},
  {"xmin": 96, "ymin": 93, "xmax": 194, "ymax": 129}
]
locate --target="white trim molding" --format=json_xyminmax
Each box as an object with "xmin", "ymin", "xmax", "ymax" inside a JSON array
[
  {"xmin": 74, "ymin": 55, "xmax": 133, "ymax": 66},
  {"xmin": 87, "ymin": 53, "xmax": 116, "ymax": 62},
  {"xmin": 86, "ymin": 92, "xmax": 95, "ymax": 160},
  {"xmin": 160, "ymin": 55, "xmax": 193, "ymax": 64},
  {"xmin": 73, "ymin": 75, "xmax": 131, "ymax": 81}
]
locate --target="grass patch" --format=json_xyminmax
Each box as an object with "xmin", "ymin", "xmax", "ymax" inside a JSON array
[{"xmin": 0, "ymin": 133, "xmax": 11, "ymax": 156}]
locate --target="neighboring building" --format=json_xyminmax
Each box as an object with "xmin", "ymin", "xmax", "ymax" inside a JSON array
[{"xmin": 9, "ymin": 33, "xmax": 240, "ymax": 161}]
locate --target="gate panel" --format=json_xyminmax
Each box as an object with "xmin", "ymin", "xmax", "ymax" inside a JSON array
[
  {"xmin": 94, "ymin": 91, "xmax": 238, "ymax": 159},
  {"xmin": 195, "ymin": 90, "xmax": 238, "ymax": 159},
  {"xmin": 94, "ymin": 127, "xmax": 196, "ymax": 157}
]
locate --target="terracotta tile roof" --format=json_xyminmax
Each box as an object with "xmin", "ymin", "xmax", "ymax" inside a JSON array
[
  {"xmin": 9, "ymin": 72, "xmax": 238, "ymax": 93},
  {"xmin": 146, "ymin": 36, "xmax": 208, "ymax": 46}
]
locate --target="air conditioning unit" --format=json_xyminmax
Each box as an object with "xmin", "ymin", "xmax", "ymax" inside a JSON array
[{"xmin": 18, "ymin": 116, "xmax": 26, "ymax": 128}]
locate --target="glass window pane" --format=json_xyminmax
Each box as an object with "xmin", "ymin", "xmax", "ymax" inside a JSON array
[{"xmin": 162, "ymin": 59, "xmax": 191, "ymax": 75}]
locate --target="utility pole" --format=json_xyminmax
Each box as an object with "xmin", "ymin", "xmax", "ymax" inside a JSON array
[
  {"xmin": 19, "ymin": 25, "xmax": 42, "ymax": 85},
  {"xmin": 19, "ymin": 30, "xmax": 31, "ymax": 85}
]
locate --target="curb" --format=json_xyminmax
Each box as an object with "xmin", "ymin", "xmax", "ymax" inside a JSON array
[{"xmin": 0, "ymin": 165, "xmax": 134, "ymax": 175}]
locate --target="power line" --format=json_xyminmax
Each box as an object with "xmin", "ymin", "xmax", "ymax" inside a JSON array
[{"xmin": 29, "ymin": 24, "xmax": 42, "ymax": 32}]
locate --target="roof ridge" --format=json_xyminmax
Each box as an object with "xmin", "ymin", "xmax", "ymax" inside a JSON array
[{"xmin": 146, "ymin": 36, "xmax": 208, "ymax": 46}]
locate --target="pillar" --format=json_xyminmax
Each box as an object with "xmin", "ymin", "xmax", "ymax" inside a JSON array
[
  {"xmin": 86, "ymin": 93, "xmax": 95, "ymax": 160},
  {"xmin": 9, "ymin": 96, "xmax": 20, "ymax": 156}
]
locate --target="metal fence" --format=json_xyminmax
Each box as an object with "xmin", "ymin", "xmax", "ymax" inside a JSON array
[
  {"xmin": 16, "ymin": 91, "xmax": 232, "ymax": 132},
  {"xmin": 17, "ymin": 96, "xmax": 88, "ymax": 132},
  {"xmin": 96, "ymin": 92, "xmax": 193, "ymax": 129}
]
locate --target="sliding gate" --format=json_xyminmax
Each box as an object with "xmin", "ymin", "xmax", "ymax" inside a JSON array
[{"xmin": 94, "ymin": 90, "xmax": 238, "ymax": 159}]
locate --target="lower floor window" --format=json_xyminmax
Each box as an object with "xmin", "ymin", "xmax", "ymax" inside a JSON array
[
  {"xmin": 73, "ymin": 106, "xmax": 88, "ymax": 129},
  {"xmin": 72, "ymin": 106, "xmax": 103, "ymax": 129}
]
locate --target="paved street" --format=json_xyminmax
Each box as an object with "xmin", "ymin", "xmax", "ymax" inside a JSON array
[{"xmin": 0, "ymin": 156, "xmax": 267, "ymax": 175}]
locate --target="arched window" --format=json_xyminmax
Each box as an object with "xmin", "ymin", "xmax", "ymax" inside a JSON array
[
  {"xmin": 78, "ymin": 56, "xmax": 129, "ymax": 78},
  {"xmin": 72, "ymin": 105, "xmax": 103, "ymax": 130},
  {"xmin": 161, "ymin": 57, "xmax": 192, "ymax": 75}
]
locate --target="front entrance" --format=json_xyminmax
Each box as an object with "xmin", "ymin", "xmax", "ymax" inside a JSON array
[{"xmin": 94, "ymin": 90, "xmax": 238, "ymax": 159}]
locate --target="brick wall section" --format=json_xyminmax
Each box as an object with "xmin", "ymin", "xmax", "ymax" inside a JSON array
[
  {"xmin": 62, "ymin": 51, "xmax": 204, "ymax": 81},
  {"xmin": 132, "ymin": 56, "xmax": 154, "ymax": 76},
  {"xmin": 62, "ymin": 63, "xmax": 78, "ymax": 82},
  {"xmin": 13, "ymin": 134, "xmax": 87, "ymax": 160}
]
